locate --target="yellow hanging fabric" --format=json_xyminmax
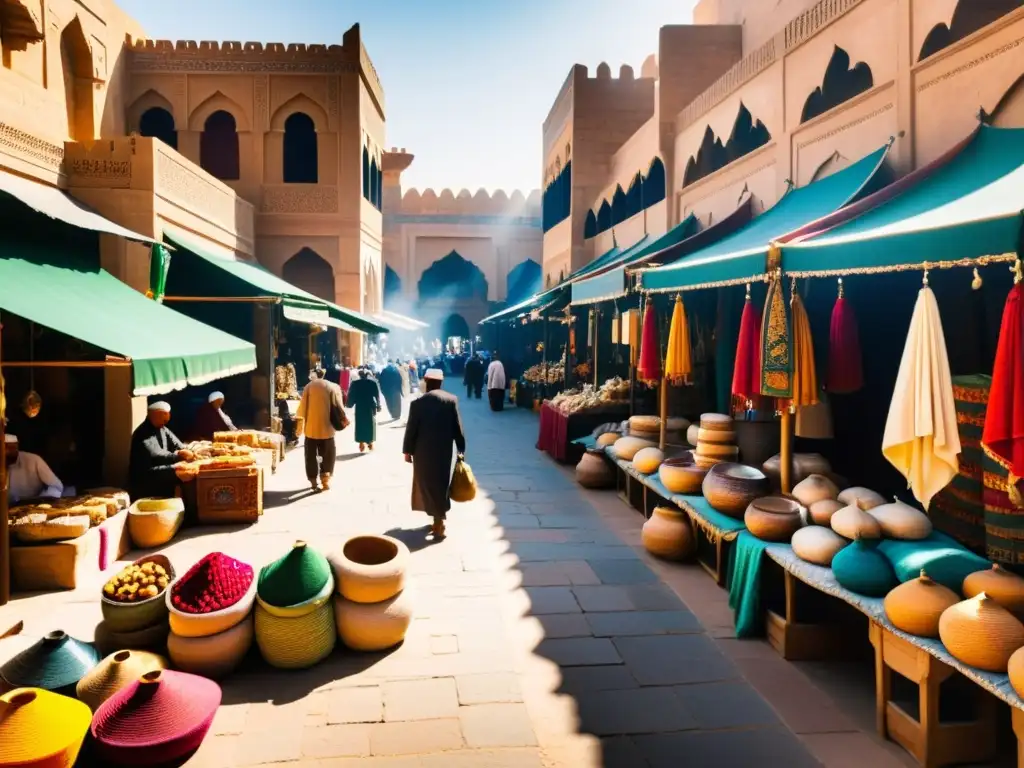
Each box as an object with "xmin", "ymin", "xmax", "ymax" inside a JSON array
[
  {"xmin": 789, "ymin": 290, "xmax": 818, "ymax": 408},
  {"xmin": 664, "ymin": 295, "xmax": 692, "ymax": 385}
]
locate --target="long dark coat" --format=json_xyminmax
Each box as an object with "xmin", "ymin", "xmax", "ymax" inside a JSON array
[
  {"xmin": 346, "ymin": 377, "xmax": 380, "ymax": 444},
  {"xmin": 378, "ymin": 364, "xmax": 404, "ymax": 420},
  {"xmin": 403, "ymin": 390, "xmax": 466, "ymax": 518}
]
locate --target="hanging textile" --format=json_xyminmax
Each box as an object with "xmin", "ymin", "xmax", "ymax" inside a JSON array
[
  {"xmin": 881, "ymin": 286, "xmax": 960, "ymax": 510},
  {"xmin": 982, "ymin": 282, "xmax": 1024, "ymax": 484},
  {"xmin": 789, "ymin": 289, "xmax": 818, "ymax": 409},
  {"xmin": 731, "ymin": 291, "xmax": 762, "ymax": 407},
  {"xmin": 827, "ymin": 289, "xmax": 864, "ymax": 394},
  {"xmin": 759, "ymin": 277, "xmax": 792, "ymax": 398},
  {"xmin": 637, "ymin": 299, "xmax": 662, "ymax": 386},
  {"xmin": 664, "ymin": 295, "xmax": 692, "ymax": 385}
]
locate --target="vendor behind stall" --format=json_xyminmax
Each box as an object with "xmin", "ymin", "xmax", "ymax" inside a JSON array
[
  {"xmin": 5, "ymin": 433, "xmax": 62, "ymax": 502},
  {"xmin": 129, "ymin": 401, "xmax": 193, "ymax": 499},
  {"xmin": 192, "ymin": 391, "xmax": 238, "ymax": 441}
]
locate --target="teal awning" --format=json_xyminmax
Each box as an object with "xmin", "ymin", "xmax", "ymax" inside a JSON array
[
  {"xmin": 163, "ymin": 226, "xmax": 388, "ymax": 335},
  {"xmin": 480, "ymin": 285, "xmax": 569, "ymax": 325},
  {"xmin": 570, "ymin": 215, "xmax": 699, "ymax": 305},
  {"xmin": 640, "ymin": 144, "xmax": 892, "ymax": 293},
  {"xmin": 783, "ymin": 125, "xmax": 1024, "ymax": 276}
]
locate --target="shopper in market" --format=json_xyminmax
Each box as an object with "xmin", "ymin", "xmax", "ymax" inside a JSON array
[
  {"xmin": 128, "ymin": 401, "xmax": 194, "ymax": 500},
  {"xmin": 4, "ymin": 433, "xmax": 63, "ymax": 503},
  {"xmin": 407, "ymin": 358, "xmax": 420, "ymax": 396},
  {"xmin": 378, "ymin": 359, "xmax": 404, "ymax": 421},
  {"xmin": 403, "ymin": 368, "xmax": 466, "ymax": 539},
  {"xmin": 463, "ymin": 353, "xmax": 485, "ymax": 400},
  {"xmin": 486, "ymin": 352, "xmax": 507, "ymax": 412},
  {"xmin": 297, "ymin": 367, "xmax": 344, "ymax": 491},
  {"xmin": 346, "ymin": 367, "xmax": 381, "ymax": 452},
  {"xmin": 191, "ymin": 391, "xmax": 238, "ymax": 441}
]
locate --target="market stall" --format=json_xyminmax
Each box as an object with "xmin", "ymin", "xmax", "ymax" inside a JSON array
[{"xmin": 535, "ymin": 377, "xmax": 631, "ymax": 463}]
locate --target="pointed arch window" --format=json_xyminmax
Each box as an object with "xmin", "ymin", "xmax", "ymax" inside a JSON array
[
  {"xmin": 283, "ymin": 112, "xmax": 318, "ymax": 183},
  {"xmin": 200, "ymin": 110, "xmax": 239, "ymax": 181},
  {"xmin": 139, "ymin": 107, "xmax": 177, "ymax": 150}
]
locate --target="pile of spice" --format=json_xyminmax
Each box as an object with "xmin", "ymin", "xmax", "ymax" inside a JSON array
[{"xmin": 170, "ymin": 552, "xmax": 254, "ymax": 615}]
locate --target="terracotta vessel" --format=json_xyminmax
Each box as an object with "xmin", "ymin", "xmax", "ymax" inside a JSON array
[
  {"xmin": 1008, "ymin": 646, "xmax": 1024, "ymax": 699},
  {"xmin": 699, "ymin": 413, "xmax": 733, "ymax": 431},
  {"xmin": 791, "ymin": 526, "xmax": 848, "ymax": 566},
  {"xmin": 629, "ymin": 415, "xmax": 660, "ymax": 433},
  {"xmin": 883, "ymin": 570, "xmax": 959, "ymax": 638},
  {"xmin": 762, "ymin": 452, "xmax": 832, "ymax": 486},
  {"xmin": 335, "ymin": 588, "xmax": 415, "ymax": 652},
  {"xmin": 659, "ymin": 454, "xmax": 707, "ymax": 495},
  {"xmin": 641, "ymin": 507, "xmax": 695, "ymax": 561},
  {"xmin": 744, "ymin": 496, "xmax": 804, "ymax": 542},
  {"xmin": 701, "ymin": 463, "xmax": 771, "ymax": 519},
  {"xmin": 696, "ymin": 442, "xmax": 739, "ymax": 460},
  {"xmin": 632, "ymin": 447, "xmax": 665, "ymax": 475},
  {"xmin": 808, "ymin": 499, "xmax": 844, "ymax": 526},
  {"xmin": 837, "ymin": 487, "xmax": 886, "ymax": 510},
  {"xmin": 167, "ymin": 615, "xmax": 254, "ymax": 680},
  {"xmin": 696, "ymin": 427, "xmax": 737, "ymax": 445},
  {"xmin": 938, "ymin": 593, "xmax": 1024, "ymax": 672},
  {"xmin": 612, "ymin": 436, "xmax": 656, "ymax": 461},
  {"xmin": 830, "ymin": 503, "xmax": 882, "ymax": 540},
  {"xmin": 596, "ymin": 432, "xmax": 619, "ymax": 448},
  {"xmin": 575, "ymin": 450, "xmax": 615, "ymax": 489},
  {"xmin": 963, "ymin": 565, "xmax": 1024, "ymax": 620},
  {"xmin": 329, "ymin": 535, "xmax": 409, "ymax": 604},
  {"xmin": 867, "ymin": 499, "xmax": 932, "ymax": 540},
  {"xmin": 792, "ymin": 474, "xmax": 840, "ymax": 507}
]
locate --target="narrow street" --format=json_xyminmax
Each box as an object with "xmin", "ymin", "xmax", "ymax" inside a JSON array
[{"xmin": 0, "ymin": 390, "xmax": 899, "ymax": 767}]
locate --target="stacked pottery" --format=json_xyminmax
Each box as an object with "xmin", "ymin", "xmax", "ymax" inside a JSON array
[
  {"xmin": 330, "ymin": 535, "xmax": 415, "ymax": 652},
  {"xmin": 576, "ymin": 449, "xmax": 614, "ymax": 489},
  {"xmin": 628, "ymin": 415, "xmax": 661, "ymax": 442},
  {"xmin": 0, "ymin": 687, "xmax": 92, "ymax": 767},
  {"xmin": 166, "ymin": 552, "xmax": 257, "ymax": 680},
  {"xmin": 0, "ymin": 630, "xmax": 99, "ymax": 695},
  {"xmin": 255, "ymin": 541, "xmax": 336, "ymax": 669},
  {"xmin": 693, "ymin": 414, "xmax": 738, "ymax": 470},
  {"xmin": 76, "ymin": 650, "xmax": 167, "ymax": 711}
]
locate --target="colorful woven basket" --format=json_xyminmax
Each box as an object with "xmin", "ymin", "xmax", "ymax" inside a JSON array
[
  {"xmin": 100, "ymin": 554, "xmax": 176, "ymax": 633},
  {"xmin": 257, "ymin": 540, "xmax": 331, "ymax": 607},
  {"xmin": 0, "ymin": 630, "xmax": 99, "ymax": 694},
  {"xmin": 256, "ymin": 573, "xmax": 334, "ymax": 619},
  {"xmin": 75, "ymin": 650, "xmax": 167, "ymax": 712},
  {"xmin": 167, "ymin": 615, "xmax": 253, "ymax": 680},
  {"xmin": 255, "ymin": 595, "xmax": 336, "ymax": 670},
  {"xmin": 126, "ymin": 498, "xmax": 185, "ymax": 549},
  {"xmin": 90, "ymin": 669, "xmax": 221, "ymax": 766},
  {"xmin": 167, "ymin": 578, "xmax": 256, "ymax": 639},
  {"xmin": 0, "ymin": 687, "xmax": 92, "ymax": 767}
]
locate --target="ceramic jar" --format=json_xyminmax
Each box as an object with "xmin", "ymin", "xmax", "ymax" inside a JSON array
[
  {"xmin": 632, "ymin": 447, "xmax": 665, "ymax": 475},
  {"xmin": 612, "ymin": 437, "xmax": 656, "ymax": 461},
  {"xmin": 867, "ymin": 499, "xmax": 932, "ymax": 540},
  {"xmin": 792, "ymin": 474, "xmax": 840, "ymax": 507},
  {"xmin": 883, "ymin": 570, "xmax": 959, "ymax": 637},
  {"xmin": 830, "ymin": 503, "xmax": 882, "ymax": 540},
  {"xmin": 168, "ymin": 615, "xmax": 254, "ymax": 680},
  {"xmin": 701, "ymin": 463, "xmax": 771, "ymax": 519},
  {"xmin": 831, "ymin": 538, "xmax": 897, "ymax": 597},
  {"xmin": 1008, "ymin": 646, "xmax": 1024, "ymax": 699},
  {"xmin": 791, "ymin": 526, "xmax": 849, "ymax": 567},
  {"xmin": 938, "ymin": 593, "xmax": 1024, "ymax": 672},
  {"xmin": 329, "ymin": 535, "xmax": 409, "ymax": 604},
  {"xmin": 641, "ymin": 507, "xmax": 695, "ymax": 561},
  {"xmin": 837, "ymin": 487, "xmax": 886, "ymax": 510},
  {"xmin": 575, "ymin": 450, "xmax": 615, "ymax": 488},
  {"xmin": 744, "ymin": 497, "xmax": 804, "ymax": 542},
  {"xmin": 659, "ymin": 455, "xmax": 707, "ymax": 495},
  {"xmin": 334, "ymin": 588, "xmax": 415, "ymax": 652},
  {"xmin": 808, "ymin": 499, "xmax": 844, "ymax": 526},
  {"xmin": 596, "ymin": 432, "xmax": 619, "ymax": 448},
  {"xmin": 961, "ymin": 564, "xmax": 1024, "ymax": 621}
]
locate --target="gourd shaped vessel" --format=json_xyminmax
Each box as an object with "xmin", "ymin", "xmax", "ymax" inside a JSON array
[
  {"xmin": 0, "ymin": 630, "xmax": 99, "ymax": 694},
  {"xmin": 632, "ymin": 447, "xmax": 665, "ymax": 475},
  {"xmin": 830, "ymin": 503, "xmax": 882, "ymax": 540},
  {"xmin": 596, "ymin": 432, "xmax": 619, "ymax": 448},
  {"xmin": 831, "ymin": 537, "xmax": 897, "ymax": 597},
  {"xmin": 867, "ymin": 498, "xmax": 932, "ymax": 540},
  {"xmin": 76, "ymin": 650, "xmax": 168, "ymax": 712},
  {"xmin": 938, "ymin": 593, "xmax": 1024, "ymax": 672},
  {"xmin": 1008, "ymin": 646, "xmax": 1024, "ymax": 699},
  {"xmin": 257, "ymin": 540, "xmax": 331, "ymax": 608},
  {"xmin": 612, "ymin": 437, "xmax": 656, "ymax": 461},
  {"xmin": 641, "ymin": 506, "xmax": 695, "ymax": 561},
  {"xmin": 962, "ymin": 564, "xmax": 1024, "ymax": 620},
  {"xmin": 808, "ymin": 499, "xmax": 844, "ymax": 526},
  {"xmin": 791, "ymin": 525, "xmax": 849, "ymax": 567},
  {"xmin": 883, "ymin": 570, "xmax": 959, "ymax": 638},
  {"xmin": 576, "ymin": 449, "xmax": 614, "ymax": 488},
  {"xmin": 791, "ymin": 474, "xmax": 840, "ymax": 507},
  {"xmin": 837, "ymin": 487, "xmax": 886, "ymax": 510},
  {"xmin": 0, "ymin": 687, "xmax": 92, "ymax": 768}
]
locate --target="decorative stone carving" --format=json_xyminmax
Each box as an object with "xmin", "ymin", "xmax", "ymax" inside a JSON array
[
  {"xmin": 0, "ymin": 121, "xmax": 63, "ymax": 168},
  {"xmin": 157, "ymin": 150, "xmax": 237, "ymax": 229},
  {"xmin": 261, "ymin": 185, "xmax": 339, "ymax": 214},
  {"xmin": 253, "ymin": 75, "xmax": 269, "ymax": 130},
  {"xmin": 68, "ymin": 158, "xmax": 131, "ymax": 187},
  {"xmin": 327, "ymin": 77, "xmax": 339, "ymax": 120}
]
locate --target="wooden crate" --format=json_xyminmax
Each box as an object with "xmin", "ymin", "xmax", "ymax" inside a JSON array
[
  {"xmin": 11, "ymin": 526, "xmax": 100, "ymax": 591},
  {"xmin": 195, "ymin": 466, "xmax": 264, "ymax": 525}
]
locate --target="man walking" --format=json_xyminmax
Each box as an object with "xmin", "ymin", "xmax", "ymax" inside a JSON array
[
  {"xmin": 378, "ymin": 360, "xmax": 404, "ymax": 421},
  {"xmin": 296, "ymin": 367, "xmax": 343, "ymax": 492},
  {"xmin": 486, "ymin": 353, "xmax": 507, "ymax": 412},
  {"xmin": 463, "ymin": 353, "xmax": 484, "ymax": 399}
]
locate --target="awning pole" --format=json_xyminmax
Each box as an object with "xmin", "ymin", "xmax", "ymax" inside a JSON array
[
  {"xmin": 780, "ymin": 407, "xmax": 793, "ymax": 494},
  {"xmin": 0, "ymin": 315, "xmax": 9, "ymax": 606},
  {"xmin": 659, "ymin": 377, "xmax": 668, "ymax": 451}
]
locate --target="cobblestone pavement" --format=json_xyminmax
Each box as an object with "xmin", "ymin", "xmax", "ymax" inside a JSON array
[{"xmin": 0, "ymin": 389, "xmax": 907, "ymax": 767}]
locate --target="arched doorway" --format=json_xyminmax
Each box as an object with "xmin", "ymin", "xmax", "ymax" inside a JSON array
[
  {"xmin": 506, "ymin": 259, "xmax": 541, "ymax": 306},
  {"xmin": 442, "ymin": 313, "xmax": 470, "ymax": 342},
  {"xmin": 200, "ymin": 110, "xmax": 240, "ymax": 181},
  {"xmin": 384, "ymin": 264, "xmax": 402, "ymax": 305},
  {"xmin": 139, "ymin": 106, "xmax": 177, "ymax": 150},
  {"xmin": 418, "ymin": 251, "xmax": 488, "ymax": 353},
  {"xmin": 283, "ymin": 248, "xmax": 334, "ymax": 301},
  {"xmin": 282, "ymin": 249, "xmax": 337, "ymax": 369}
]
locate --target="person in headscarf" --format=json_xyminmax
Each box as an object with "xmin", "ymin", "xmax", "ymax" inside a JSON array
[
  {"xmin": 128, "ymin": 401, "xmax": 193, "ymax": 499},
  {"xmin": 192, "ymin": 391, "xmax": 238, "ymax": 441},
  {"xmin": 486, "ymin": 352, "xmax": 507, "ymax": 412},
  {"xmin": 403, "ymin": 368, "xmax": 466, "ymax": 539},
  {"xmin": 5, "ymin": 433, "xmax": 62, "ymax": 503},
  {"xmin": 378, "ymin": 360, "xmax": 404, "ymax": 421},
  {"xmin": 347, "ymin": 368, "xmax": 381, "ymax": 452}
]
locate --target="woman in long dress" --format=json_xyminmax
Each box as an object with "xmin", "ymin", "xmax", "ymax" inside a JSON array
[{"xmin": 346, "ymin": 369, "xmax": 380, "ymax": 452}]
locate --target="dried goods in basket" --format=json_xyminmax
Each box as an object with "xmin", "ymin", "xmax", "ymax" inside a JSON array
[
  {"xmin": 167, "ymin": 552, "xmax": 256, "ymax": 637},
  {"xmin": 100, "ymin": 554, "xmax": 175, "ymax": 633}
]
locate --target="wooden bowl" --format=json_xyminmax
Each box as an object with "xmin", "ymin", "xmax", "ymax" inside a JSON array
[
  {"xmin": 658, "ymin": 454, "xmax": 707, "ymax": 496},
  {"xmin": 702, "ymin": 463, "xmax": 771, "ymax": 519},
  {"xmin": 744, "ymin": 496, "xmax": 804, "ymax": 542}
]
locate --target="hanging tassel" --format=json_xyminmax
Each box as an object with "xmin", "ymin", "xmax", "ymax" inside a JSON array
[
  {"xmin": 664, "ymin": 294, "xmax": 692, "ymax": 385},
  {"xmin": 827, "ymin": 283, "xmax": 864, "ymax": 394},
  {"xmin": 732, "ymin": 289, "xmax": 762, "ymax": 409},
  {"xmin": 637, "ymin": 297, "xmax": 662, "ymax": 386}
]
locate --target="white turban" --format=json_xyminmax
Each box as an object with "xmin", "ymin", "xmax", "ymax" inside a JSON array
[
  {"xmin": 4, "ymin": 433, "xmax": 17, "ymax": 444},
  {"xmin": 148, "ymin": 401, "xmax": 171, "ymax": 413},
  {"xmin": 208, "ymin": 391, "xmax": 225, "ymax": 403},
  {"xmin": 424, "ymin": 368, "xmax": 444, "ymax": 381}
]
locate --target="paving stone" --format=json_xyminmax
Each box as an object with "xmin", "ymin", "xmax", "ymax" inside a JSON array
[
  {"xmin": 419, "ymin": 749, "xmax": 544, "ymax": 768},
  {"xmin": 560, "ymin": 561, "xmax": 602, "ymax": 585},
  {"xmin": 571, "ymin": 585, "xmax": 635, "ymax": 612},
  {"xmin": 522, "ymin": 586, "xmax": 581, "ymax": 614},
  {"xmin": 600, "ymin": 736, "xmax": 651, "ymax": 768},
  {"xmin": 456, "ymin": 672, "xmax": 524, "ymax": 704},
  {"xmin": 623, "ymin": 584, "xmax": 685, "ymax": 611},
  {"xmin": 519, "ymin": 563, "xmax": 573, "ymax": 586},
  {"xmin": 301, "ymin": 723, "xmax": 371, "ymax": 758},
  {"xmin": 558, "ymin": 665, "xmax": 640, "ymax": 695},
  {"xmin": 585, "ymin": 559, "xmax": 660, "ymax": 584},
  {"xmin": 382, "ymin": 678, "xmax": 459, "ymax": 721},
  {"xmin": 535, "ymin": 637, "xmax": 622, "ymax": 666},
  {"xmin": 586, "ymin": 610, "xmax": 702, "ymax": 637},
  {"xmin": 459, "ymin": 703, "xmax": 538, "ymax": 748},
  {"xmin": 431, "ymin": 634, "xmax": 460, "ymax": 654},
  {"xmin": 322, "ymin": 686, "xmax": 384, "ymax": 724},
  {"xmin": 576, "ymin": 687, "xmax": 697, "ymax": 735},
  {"xmin": 672, "ymin": 681, "xmax": 781, "ymax": 729},
  {"xmin": 635, "ymin": 727, "xmax": 822, "ymax": 768},
  {"xmin": 613, "ymin": 635, "xmax": 739, "ymax": 685},
  {"xmin": 533, "ymin": 613, "xmax": 592, "ymax": 638},
  {"xmin": 497, "ymin": 514, "xmax": 541, "ymax": 528},
  {"xmin": 316, "ymin": 756, "xmax": 423, "ymax": 768},
  {"xmin": 369, "ymin": 718, "xmax": 464, "ymax": 755},
  {"xmin": 536, "ymin": 515, "xmax": 601, "ymax": 529}
]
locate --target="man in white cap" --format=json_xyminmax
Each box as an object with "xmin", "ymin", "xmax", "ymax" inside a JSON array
[
  {"xmin": 128, "ymin": 401, "xmax": 194, "ymax": 499},
  {"xmin": 192, "ymin": 390, "xmax": 238, "ymax": 441},
  {"xmin": 403, "ymin": 368, "xmax": 466, "ymax": 539},
  {"xmin": 486, "ymin": 352, "xmax": 507, "ymax": 412},
  {"xmin": 4, "ymin": 433, "xmax": 63, "ymax": 503}
]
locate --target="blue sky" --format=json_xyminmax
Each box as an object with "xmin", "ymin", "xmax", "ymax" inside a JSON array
[{"xmin": 118, "ymin": 0, "xmax": 698, "ymax": 194}]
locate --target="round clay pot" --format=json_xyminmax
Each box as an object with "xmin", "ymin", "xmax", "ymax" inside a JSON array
[
  {"xmin": 696, "ymin": 428, "xmax": 737, "ymax": 445},
  {"xmin": 701, "ymin": 463, "xmax": 771, "ymax": 519},
  {"xmin": 837, "ymin": 487, "xmax": 886, "ymax": 510},
  {"xmin": 831, "ymin": 503, "xmax": 882, "ymax": 540},
  {"xmin": 832, "ymin": 537, "xmax": 897, "ymax": 597},
  {"xmin": 791, "ymin": 526, "xmax": 848, "ymax": 566},
  {"xmin": 808, "ymin": 499, "xmax": 844, "ymax": 526},
  {"xmin": 641, "ymin": 507, "xmax": 695, "ymax": 561},
  {"xmin": 867, "ymin": 499, "xmax": 932, "ymax": 541},
  {"xmin": 632, "ymin": 447, "xmax": 665, "ymax": 475},
  {"xmin": 334, "ymin": 589, "xmax": 415, "ymax": 652},
  {"xmin": 612, "ymin": 437, "xmax": 656, "ymax": 461},
  {"xmin": 576, "ymin": 450, "xmax": 615, "ymax": 489},
  {"xmin": 939, "ymin": 593, "xmax": 1024, "ymax": 672},
  {"xmin": 1008, "ymin": 646, "xmax": 1024, "ymax": 699},
  {"xmin": 744, "ymin": 496, "xmax": 804, "ymax": 543},
  {"xmin": 792, "ymin": 474, "xmax": 840, "ymax": 507},
  {"xmin": 963, "ymin": 565, "xmax": 1024, "ymax": 620},
  {"xmin": 329, "ymin": 535, "xmax": 410, "ymax": 605},
  {"xmin": 596, "ymin": 432, "xmax": 619, "ymax": 448},
  {"xmin": 883, "ymin": 570, "xmax": 959, "ymax": 638},
  {"xmin": 167, "ymin": 615, "xmax": 254, "ymax": 680},
  {"xmin": 659, "ymin": 454, "xmax": 707, "ymax": 495},
  {"xmin": 762, "ymin": 453, "xmax": 832, "ymax": 486}
]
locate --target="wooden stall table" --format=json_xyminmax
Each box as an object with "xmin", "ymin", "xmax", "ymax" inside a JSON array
[
  {"xmin": 535, "ymin": 401, "xmax": 629, "ymax": 464},
  {"xmin": 609, "ymin": 456, "xmax": 646, "ymax": 517}
]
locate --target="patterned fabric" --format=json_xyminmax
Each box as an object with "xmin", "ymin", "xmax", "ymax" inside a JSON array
[
  {"xmin": 759, "ymin": 278, "xmax": 792, "ymax": 398},
  {"xmin": 984, "ymin": 449, "xmax": 1022, "ymax": 572}
]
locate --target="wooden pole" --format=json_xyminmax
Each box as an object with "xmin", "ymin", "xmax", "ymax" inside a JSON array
[
  {"xmin": 0, "ymin": 316, "xmax": 9, "ymax": 606},
  {"xmin": 592, "ymin": 308, "xmax": 599, "ymax": 389},
  {"xmin": 779, "ymin": 407, "xmax": 793, "ymax": 495},
  {"xmin": 659, "ymin": 377, "xmax": 668, "ymax": 451}
]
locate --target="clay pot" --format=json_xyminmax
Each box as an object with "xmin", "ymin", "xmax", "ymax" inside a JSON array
[
  {"xmin": 659, "ymin": 454, "xmax": 707, "ymax": 495},
  {"xmin": 808, "ymin": 499, "xmax": 844, "ymax": 526},
  {"xmin": 686, "ymin": 424, "xmax": 700, "ymax": 446},
  {"xmin": 830, "ymin": 503, "xmax": 882, "ymax": 540},
  {"xmin": 831, "ymin": 537, "xmax": 897, "ymax": 597},
  {"xmin": 733, "ymin": 419, "xmax": 781, "ymax": 469},
  {"xmin": 837, "ymin": 487, "xmax": 886, "ymax": 510},
  {"xmin": 629, "ymin": 415, "xmax": 660, "ymax": 433},
  {"xmin": 939, "ymin": 593, "xmax": 1024, "ymax": 672},
  {"xmin": 632, "ymin": 447, "xmax": 665, "ymax": 475},
  {"xmin": 792, "ymin": 474, "xmax": 840, "ymax": 507},
  {"xmin": 576, "ymin": 450, "xmax": 615, "ymax": 489},
  {"xmin": 334, "ymin": 588, "xmax": 415, "ymax": 652},
  {"xmin": 596, "ymin": 432, "xmax": 619, "ymax": 448},
  {"xmin": 696, "ymin": 442, "xmax": 739, "ymax": 461},
  {"xmin": 701, "ymin": 463, "xmax": 771, "ymax": 519},
  {"xmin": 330, "ymin": 535, "xmax": 409, "ymax": 604},
  {"xmin": 1008, "ymin": 646, "xmax": 1024, "ymax": 699},
  {"xmin": 867, "ymin": 499, "xmax": 932, "ymax": 540},
  {"xmin": 167, "ymin": 615, "xmax": 254, "ymax": 680},
  {"xmin": 612, "ymin": 437, "xmax": 656, "ymax": 461},
  {"xmin": 883, "ymin": 570, "xmax": 959, "ymax": 638},
  {"xmin": 762, "ymin": 453, "xmax": 832, "ymax": 486},
  {"xmin": 641, "ymin": 506, "xmax": 695, "ymax": 561},
  {"xmin": 791, "ymin": 526, "xmax": 849, "ymax": 566},
  {"xmin": 963, "ymin": 565, "xmax": 1024, "ymax": 620},
  {"xmin": 696, "ymin": 427, "xmax": 737, "ymax": 445},
  {"xmin": 744, "ymin": 496, "xmax": 804, "ymax": 542}
]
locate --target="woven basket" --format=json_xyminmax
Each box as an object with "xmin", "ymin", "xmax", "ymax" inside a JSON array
[
  {"xmin": 94, "ymin": 618, "xmax": 170, "ymax": 657},
  {"xmin": 0, "ymin": 630, "xmax": 99, "ymax": 694},
  {"xmin": 13, "ymin": 514, "xmax": 90, "ymax": 544},
  {"xmin": 76, "ymin": 650, "xmax": 168, "ymax": 712},
  {"xmin": 329, "ymin": 535, "xmax": 409, "ymax": 604},
  {"xmin": 256, "ymin": 573, "xmax": 334, "ymax": 619},
  {"xmin": 167, "ymin": 578, "xmax": 257, "ymax": 639},
  {"xmin": 127, "ymin": 499, "xmax": 185, "ymax": 549},
  {"xmin": 91, "ymin": 670, "xmax": 221, "ymax": 766},
  {"xmin": 0, "ymin": 687, "xmax": 92, "ymax": 767},
  {"xmin": 100, "ymin": 554, "xmax": 175, "ymax": 633},
  {"xmin": 255, "ymin": 598, "xmax": 336, "ymax": 669},
  {"xmin": 167, "ymin": 615, "xmax": 253, "ymax": 680}
]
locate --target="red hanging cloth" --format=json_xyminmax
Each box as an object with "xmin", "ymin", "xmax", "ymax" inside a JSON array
[
  {"xmin": 827, "ymin": 295, "xmax": 864, "ymax": 394},
  {"xmin": 983, "ymin": 282, "xmax": 1024, "ymax": 483},
  {"xmin": 731, "ymin": 295, "xmax": 762, "ymax": 407},
  {"xmin": 637, "ymin": 300, "xmax": 662, "ymax": 386}
]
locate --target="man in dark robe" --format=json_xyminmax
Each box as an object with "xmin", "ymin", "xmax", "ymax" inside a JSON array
[
  {"xmin": 403, "ymin": 368, "xmax": 466, "ymax": 539},
  {"xmin": 129, "ymin": 401, "xmax": 193, "ymax": 499},
  {"xmin": 378, "ymin": 361, "xmax": 404, "ymax": 421},
  {"xmin": 192, "ymin": 391, "xmax": 238, "ymax": 441},
  {"xmin": 463, "ymin": 354, "xmax": 485, "ymax": 399}
]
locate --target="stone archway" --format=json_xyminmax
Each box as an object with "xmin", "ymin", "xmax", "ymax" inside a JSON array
[
  {"xmin": 442, "ymin": 313, "xmax": 470, "ymax": 341},
  {"xmin": 283, "ymin": 248, "xmax": 334, "ymax": 302},
  {"xmin": 417, "ymin": 250, "xmax": 488, "ymax": 302}
]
